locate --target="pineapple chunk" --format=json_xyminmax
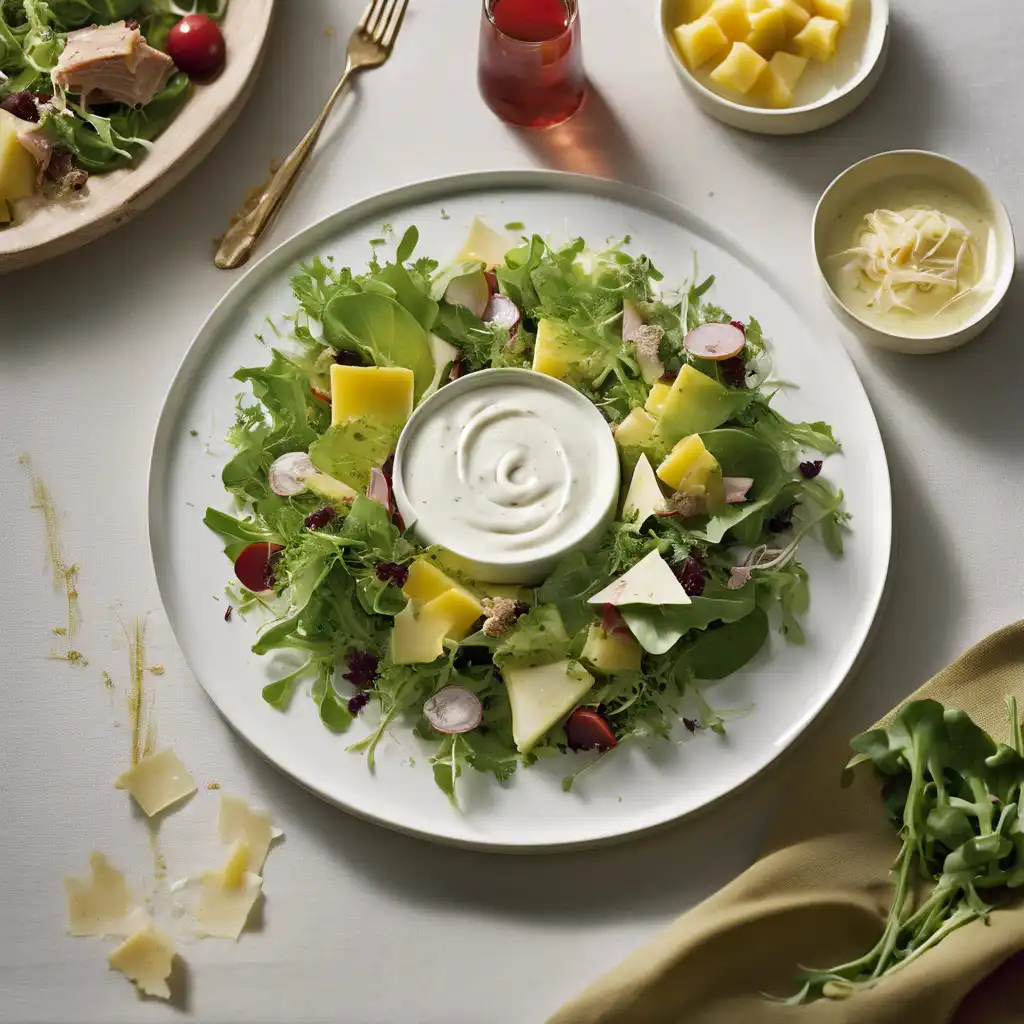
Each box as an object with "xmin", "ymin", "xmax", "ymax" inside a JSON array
[
  {"xmin": 656, "ymin": 434, "xmax": 725, "ymax": 505},
  {"xmin": 532, "ymin": 318, "xmax": 583, "ymax": 380},
  {"xmin": 746, "ymin": 0, "xmax": 772, "ymax": 11},
  {"xmin": 710, "ymin": 41, "xmax": 768, "ymax": 94},
  {"xmin": 769, "ymin": 50, "xmax": 808, "ymax": 90},
  {"xmin": 389, "ymin": 602, "xmax": 453, "ymax": 665},
  {"xmin": 0, "ymin": 110, "xmax": 38, "ymax": 211},
  {"xmin": 0, "ymin": 199, "xmax": 10, "ymax": 224},
  {"xmin": 708, "ymin": 0, "xmax": 750, "ymax": 41},
  {"xmin": 644, "ymin": 380, "xmax": 673, "ymax": 417},
  {"xmin": 581, "ymin": 625, "xmax": 643, "ymax": 674},
  {"xmin": 769, "ymin": 0, "xmax": 810, "ymax": 34},
  {"xmin": 402, "ymin": 559, "xmax": 457, "ymax": 603},
  {"xmin": 673, "ymin": 14, "xmax": 729, "ymax": 70},
  {"xmin": 746, "ymin": 6, "xmax": 788, "ymax": 55},
  {"xmin": 812, "ymin": 0, "xmax": 852, "ymax": 26},
  {"xmin": 614, "ymin": 408, "xmax": 657, "ymax": 449},
  {"xmin": 682, "ymin": 0, "xmax": 713, "ymax": 18},
  {"xmin": 330, "ymin": 364, "xmax": 414, "ymax": 426},
  {"xmin": 752, "ymin": 65, "xmax": 794, "ymax": 107},
  {"xmin": 421, "ymin": 587, "xmax": 485, "ymax": 641},
  {"xmin": 792, "ymin": 16, "xmax": 840, "ymax": 61}
]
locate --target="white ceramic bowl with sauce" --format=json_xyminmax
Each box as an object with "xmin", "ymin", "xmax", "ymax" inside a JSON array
[
  {"xmin": 660, "ymin": 0, "xmax": 890, "ymax": 135},
  {"xmin": 813, "ymin": 150, "xmax": 1016, "ymax": 354},
  {"xmin": 392, "ymin": 368, "xmax": 621, "ymax": 585}
]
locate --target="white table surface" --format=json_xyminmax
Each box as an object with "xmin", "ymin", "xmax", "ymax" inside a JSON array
[{"xmin": 2, "ymin": 2, "xmax": 1022, "ymax": 1021}]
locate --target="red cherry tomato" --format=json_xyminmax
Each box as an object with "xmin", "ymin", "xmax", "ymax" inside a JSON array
[
  {"xmin": 564, "ymin": 708, "xmax": 617, "ymax": 752},
  {"xmin": 167, "ymin": 14, "xmax": 225, "ymax": 77},
  {"xmin": 234, "ymin": 542, "xmax": 283, "ymax": 593}
]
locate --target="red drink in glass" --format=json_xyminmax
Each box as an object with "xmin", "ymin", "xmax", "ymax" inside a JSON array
[{"xmin": 478, "ymin": 0, "xmax": 586, "ymax": 129}]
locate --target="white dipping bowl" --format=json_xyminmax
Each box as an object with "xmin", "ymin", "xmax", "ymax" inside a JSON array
[
  {"xmin": 813, "ymin": 150, "xmax": 1016, "ymax": 354},
  {"xmin": 660, "ymin": 0, "xmax": 890, "ymax": 135},
  {"xmin": 392, "ymin": 368, "xmax": 620, "ymax": 585}
]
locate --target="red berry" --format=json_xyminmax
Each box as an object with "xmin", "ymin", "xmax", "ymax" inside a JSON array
[
  {"xmin": 304, "ymin": 506, "xmax": 336, "ymax": 531},
  {"xmin": 233, "ymin": 542, "xmax": 283, "ymax": 593},
  {"xmin": 343, "ymin": 650, "xmax": 379, "ymax": 690},
  {"xmin": 799, "ymin": 460, "xmax": 823, "ymax": 479},
  {"xmin": 167, "ymin": 14, "xmax": 225, "ymax": 77},
  {"xmin": 564, "ymin": 708, "xmax": 617, "ymax": 752}
]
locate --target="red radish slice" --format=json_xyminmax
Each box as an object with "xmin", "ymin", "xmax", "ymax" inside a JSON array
[
  {"xmin": 310, "ymin": 385, "xmax": 331, "ymax": 403},
  {"xmin": 484, "ymin": 270, "xmax": 498, "ymax": 296},
  {"xmin": 444, "ymin": 271, "xmax": 489, "ymax": 319},
  {"xmin": 601, "ymin": 604, "xmax": 631, "ymax": 638},
  {"xmin": 622, "ymin": 299, "xmax": 643, "ymax": 342},
  {"xmin": 483, "ymin": 293, "xmax": 520, "ymax": 330},
  {"xmin": 366, "ymin": 467, "xmax": 391, "ymax": 510},
  {"xmin": 564, "ymin": 708, "xmax": 617, "ymax": 752},
  {"xmin": 423, "ymin": 685, "xmax": 483, "ymax": 735},
  {"xmin": 724, "ymin": 477, "xmax": 754, "ymax": 504},
  {"xmin": 234, "ymin": 542, "xmax": 284, "ymax": 593},
  {"xmin": 684, "ymin": 322, "xmax": 746, "ymax": 361},
  {"xmin": 269, "ymin": 452, "xmax": 315, "ymax": 496}
]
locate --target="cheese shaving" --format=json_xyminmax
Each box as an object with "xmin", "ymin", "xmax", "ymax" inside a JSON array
[
  {"xmin": 115, "ymin": 747, "xmax": 196, "ymax": 817},
  {"xmin": 195, "ymin": 842, "xmax": 263, "ymax": 941},
  {"xmin": 834, "ymin": 206, "xmax": 980, "ymax": 316},
  {"xmin": 64, "ymin": 853, "xmax": 144, "ymax": 937},
  {"xmin": 108, "ymin": 924, "xmax": 177, "ymax": 1000},
  {"xmin": 217, "ymin": 794, "xmax": 281, "ymax": 875}
]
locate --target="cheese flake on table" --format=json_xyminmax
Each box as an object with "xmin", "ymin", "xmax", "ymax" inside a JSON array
[
  {"xmin": 64, "ymin": 852, "xmax": 143, "ymax": 936},
  {"xmin": 108, "ymin": 924, "xmax": 177, "ymax": 1000},
  {"xmin": 196, "ymin": 841, "xmax": 263, "ymax": 940},
  {"xmin": 114, "ymin": 748, "xmax": 196, "ymax": 817},
  {"xmin": 218, "ymin": 794, "xmax": 281, "ymax": 874}
]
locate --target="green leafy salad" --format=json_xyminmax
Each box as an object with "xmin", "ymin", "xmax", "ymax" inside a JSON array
[{"xmin": 205, "ymin": 219, "xmax": 849, "ymax": 802}]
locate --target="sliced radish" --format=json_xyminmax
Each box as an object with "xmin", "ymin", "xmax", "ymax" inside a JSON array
[
  {"xmin": 564, "ymin": 708, "xmax": 617, "ymax": 752},
  {"xmin": 622, "ymin": 300, "xmax": 643, "ymax": 342},
  {"xmin": 601, "ymin": 604, "xmax": 631, "ymax": 638},
  {"xmin": 366, "ymin": 467, "xmax": 391, "ymax": 510},
  {"xmin": 269, "ymin": 452, "xmax": 316, "ymax": 496},
  {"xmin": 724, "ymin": 477, "xmax": 754, "ymax": 504},
  {"xmin": 234, "ymin": 542, "xmax": 284, "ymax": 593},
  {"xmin": 423, "ymin": 685, "xmax": 483, "ymax": 735},
  {"xmin": 444, "ymin": 271, "xmax": 490, "ymax": 319},
  {"xmin": 684, "ymin": 322, "xmax": 746, "ymax": 361},
  {"xmin": 483, "ymin": 293, "xmax": 520, "ymax": 331}
]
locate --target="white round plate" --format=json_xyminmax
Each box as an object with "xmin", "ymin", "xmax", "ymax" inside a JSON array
[
  {"xmin": 149, "ymin": 171, "xmax": 891, "ymax": 851},
  {"xmin": 0, "ymin": 0, "xmax": 274, "ymax": 274}
]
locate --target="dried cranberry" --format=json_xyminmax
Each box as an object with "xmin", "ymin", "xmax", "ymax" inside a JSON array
[
  {"xmin": 375, "ymin": 561, "xmax": 409, "ymax": 587},
  {"xmin": 304, "ymin": 505, "xmax": 336, "ymax": 531},
  {"xmin": 674, "ymin": 556, "xmax": 706, "ymax": 597},
  {"xmin": 767, "ymin": 504, "xmax": 797, "ymax": 534},
  {"xmin": 720, "ymin": 357, "xmax": 746, "ymax": 387},
  {"xmin": 347, "ymin": 692, "xmax": 370, "ymax": 715},
  {"xmin": 799, "ymin": 460, "xmax": 823, "ymax": 479},
  {"xmin": 1, "ymin": 92, "xmax": 39, "ymax": 122},
  {"xmin": 730, "ymin": 320, "xmax": 746, "ymax": 335},
  {"xmin": 224, "ymin": 605, "xmax": 233, "ymax": 622},
  {"xmin": 343, "ymin": 650, "xmax": 379, "ymax": 690},
  {"xmin": 124, "ymin": 17, "xmax": 140, "ymax": 30},
  {"xmin": 334, "ymin": 349, "xmax": 363, "ymax": 366},
  {"xmin": 683, "ymin": 717, "xmax": 699, "ymax": 733}
]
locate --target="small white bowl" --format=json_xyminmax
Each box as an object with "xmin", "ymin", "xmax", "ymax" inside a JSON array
[
  {"xmin": 660, "ymin": 0, "xmax": 890, "ymax": 135},
  {"xmin": 813, "ymin": 150, "xmax": 1016, "ymax": 354}
]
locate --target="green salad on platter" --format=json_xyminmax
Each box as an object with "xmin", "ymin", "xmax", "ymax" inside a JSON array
[{"xmin": 205, "ymin": 218, "xmax": 849, "ymax": 803}]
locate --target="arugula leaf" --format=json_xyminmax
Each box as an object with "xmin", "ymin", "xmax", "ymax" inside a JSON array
[
  {"xmin": 686, "ymin": 607, "xmax": 769, "ymax": 680},
  {"xmin": 493, "ymin": 605, "xmax": 570, "ymax": 669}
]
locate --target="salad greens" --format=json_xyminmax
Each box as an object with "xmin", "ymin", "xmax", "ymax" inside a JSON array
[
  {"xmin": 206, "ymin": 222, "xmax": 848, "ymax": 802},
  {"xmin": 785, "ymin": 697, "xmax": 1024, "ymax": 1003}
]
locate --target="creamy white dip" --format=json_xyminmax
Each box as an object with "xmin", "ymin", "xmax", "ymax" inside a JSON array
[{"xmin": 393, "ymin": 369, "xmax": 620, "ymax": 584}]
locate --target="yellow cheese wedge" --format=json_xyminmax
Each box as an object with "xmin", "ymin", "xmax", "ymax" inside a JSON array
[
  {"xmin": 330, "ymin": 364, "xmax": 414, "ymax": 426},
  {"xmin": 644, "ymin": 380, "xmax": 673, "ymax": 416},
  {"xmin": 673, "ymin": 14, "xmax": 729, "ymax": 70},
  {"xmin": 532, "ymin": 318, "xmax": 583, "ymax": 380},
  {"xmin": 792, "ymin": 15, "xmax": 840, "ymax": 60},
  {"xmin": 581, "ymin": 625, "xmax": 643, "ymax": 674},
  {"xmin": 195, "ymin": 846, "xmax": 263, "ymax": 941},
  {"xmin": 402, "ymin": 559, "xmax": 457, "ymax": 602},
  {"xmin": 421, "ymin": 587, "xmax": 485, "ymax": 641},
  {"xmin": 502, "ymin": 659, "xmax": 595, "ymax": 753},
  {"xmin": 114, "ymin": 748, "xmax": 196, "ymax": 818},
  {"xmin": 614, "ymin": 407, "xmax": 658, "ymax": 449},
  {"xmin": 108, "ymin": 925, "xmax": 177, "ymax": 999},
  {"xmin": 710, "ymin": 41, "xmax": 768, "ymax": 94},
  {"xmin": 457, "ymin": 216, "xmax": 513, "ymax": 268},
  {"xmin": 389, "ymin": 601, "xmax": 453, "ymax": 665},
  {"xmin": 0, "ymin": 110, "xmax": 38, "ymax": 209},
  {"xmin": 656, "ymin": 433, "xmax": 725, "ymax": 505}
]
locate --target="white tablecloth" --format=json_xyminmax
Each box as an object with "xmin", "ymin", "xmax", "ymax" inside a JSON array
[{"xmin": 2, "ymin": 2, "xmax": 1022, "ymax": 1021}]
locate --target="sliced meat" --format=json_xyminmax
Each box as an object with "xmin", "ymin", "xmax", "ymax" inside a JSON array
[{"xmin": 53, "ymin": 21, "xmax": 176, "ymax": 108}]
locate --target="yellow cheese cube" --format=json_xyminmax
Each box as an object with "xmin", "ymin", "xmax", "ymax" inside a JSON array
[
  {"xmin": 532, "ymin": 318, "xmax": 583, "ymax": 380},
  {"xmin": 656, "ymin": 434, "xmax": 725, "ymax": 505},
  {"xmin": 330, "ymin": 364, "xmax": 414, "ymax": 426},
  {"xmin": 673, "ymin": 14, "xmax": 729, "ymax": 70},
  {"xmin": 769, "ymin": 0, "xmax": 810, "ymax": 34},
  {"xmin": 708, "ymin": 0, "xmax": 751, "ymax": 41},
  {"xmin": 422, "ymin": 587, "xmax": 485, "ymax": 641},
  {"xmin": 710, "ymin": 41, "xmax": 768, "ymax": 94},
  {"xmin": 769, "ymin": 50, "xmax": 809, "ymax": 90},
  {"xmin": 614, "ymin": 407, "xmax": 658, "ymax": 449},
  {"xmin": 792, "ymin": 16, "xmax": 840, "ymax": 60},
  {"xmin": 402, "ymin": 559, "xmax": 456, "ymax": 602},
  {"xmin": 389, "ymin": 602, "xmax": 453, "ymax": 665},
  {"xmin": 0, "ymin": 110, "xmax": 38, "ymax": 208},
  {"xmin": 812, "ymin": 0, "xmax": 852, "ymax": 25},
  {"xmin": 752, "ymin": 65, "xmax": 794, "ymax": 107},
  {"xmin": 644, "ymin": 380, "xmax": 673, "ymax": 416},
  {"xmin": 746, "ymin": 6, "xmax": 788, "ymax": 54}
]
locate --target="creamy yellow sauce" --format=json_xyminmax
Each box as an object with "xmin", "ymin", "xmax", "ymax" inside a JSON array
[{"xmin": 824, "ymin": 177, "xmax": 995, "ymax": 338}]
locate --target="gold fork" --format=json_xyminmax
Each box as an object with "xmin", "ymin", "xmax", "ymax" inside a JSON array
[{"xmin": 215, "ymin": 0, "xmax": 411, "ymax": 270}]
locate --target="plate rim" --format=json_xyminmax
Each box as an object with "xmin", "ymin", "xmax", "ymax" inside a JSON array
[
  {"xmin": 148, "ymin": 168, "xmax": 893, "ymax": 852},
  {"xmin": 0, "ymin": 0, "xmax": 276, "ymax": 274}
]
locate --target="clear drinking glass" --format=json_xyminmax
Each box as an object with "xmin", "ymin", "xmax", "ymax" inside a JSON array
[{"xmin": 478, "ymin": 0, "xmax": 586, "ymax": 129}]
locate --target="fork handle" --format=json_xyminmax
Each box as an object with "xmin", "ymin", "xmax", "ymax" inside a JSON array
[{"xmin": 215, "ymin": 61, "xmax": 358, "ymax": 270}]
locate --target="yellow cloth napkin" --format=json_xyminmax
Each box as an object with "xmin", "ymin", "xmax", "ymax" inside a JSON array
[{"xmin": 550, "ymin": 622, "xmax": 1024, "ymax": 1024}]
